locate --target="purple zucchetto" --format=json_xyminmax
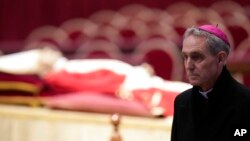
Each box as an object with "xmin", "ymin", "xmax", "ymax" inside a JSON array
[{"xmin": 197, "ymin": 25, "xmax": 230, "ymax": 46}]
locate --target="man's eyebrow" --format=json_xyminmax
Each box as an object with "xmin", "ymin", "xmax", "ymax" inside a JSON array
[
  {"xmin": 190, "ymin": 51, "xmax": 202, "ymax": 55},
  {"xmin": 181, "ymin": 51, "xmax": 202, "ymax": 56}
]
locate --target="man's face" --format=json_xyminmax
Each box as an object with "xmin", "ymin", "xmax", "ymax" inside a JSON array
[{"xmin": 182, "ymin": 35, "xmax": 220, "ymax": 91}]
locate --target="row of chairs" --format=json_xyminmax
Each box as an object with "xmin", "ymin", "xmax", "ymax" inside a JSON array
[{"xmin": 24, "ymin": 1, "xmax": 250, "ymax": 55}]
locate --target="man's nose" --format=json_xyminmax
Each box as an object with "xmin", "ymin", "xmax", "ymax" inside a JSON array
[{"xmin": 185, "ymin": 58, "xmax": 194, "ymax": 70}]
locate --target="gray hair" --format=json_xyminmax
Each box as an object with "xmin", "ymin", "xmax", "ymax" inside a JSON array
[{"xmin": 183, "ymin": 27, "xmax": 230, "ymax": 55}]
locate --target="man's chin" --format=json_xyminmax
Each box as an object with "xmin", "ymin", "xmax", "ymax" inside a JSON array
[{"xmin": 188, "ymin": 79, "xmax": 200, "ymax": 86}]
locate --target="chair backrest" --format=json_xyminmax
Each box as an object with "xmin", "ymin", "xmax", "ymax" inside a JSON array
[
  {"xmin": 145, "ymin": 23, "xmax": 180, "ymax": 45},
  {"xmin": 235, "ymin": 37, "xmax": 250, "ymax": 55},
  {"xmin": 227, "ymin": 24, "xmax": 250, "ymax": 50},
  {"xmin": 89, "ymin": 9, "xmax": 117, "ymax": 25},
  {"xmin": 75, "ymin": 39, "xmax": 122, "ymax": 60},
  {"xmin": 60, "ymin": 18, "xmax": 98, "ymax": 52},
  {"xmin": 166, "ymin": 1, "xmax": 197, "ymax": 20},
  {"xmin": 210, "ymin": 1, "xmax": 246, "ymax": 18},
  {"xmin": 231, "ymin": 37, "xmax": 250, "ymax": 87},
  {"xmin": 118, "ymin": 4, "xmax": 149, "ymax": 18},
  {"xmin": 25, "ymin": 26, "xmax": 68, "ymax": 52},
  {"xmin": 210, "ymin": 1, "xmax": 250, "ymax": 50},
  {"xmin": 133, "ymin": 38, "xmax": 183, "ymax": 81}
]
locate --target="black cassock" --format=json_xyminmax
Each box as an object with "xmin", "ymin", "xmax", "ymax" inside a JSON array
[{"xmin": 171, "ymin": 67, "xmax": 250, "ymax": 141}]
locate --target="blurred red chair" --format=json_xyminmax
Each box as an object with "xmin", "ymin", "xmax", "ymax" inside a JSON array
[
  {"xmin": 244, "ymin": 5, "xmax": 250, "ymax": 20},
  {"xmin": 210, "ymin": 1, "xmax": 246, "ymax": 18},
  {"xmin": 118, "ymin": 4, "xmax": 149, "ymax": 18},
  {"xmin": 223, "ymin": 13, "xmax": 250, "ymax": 50},
  {"xmin": 145, "ymin": 9, "xmax": 174, "ymax": 26},
  {"xmin": 166, "ymin": 0, "xmax": 199, "ymax": 37},
  {"xmin": 25, "ymin": 26, "xmax": 68, "ymax": 52},
  {"xmin": 89, "ymin": 9, "xmax": 117, "ymax": 26},
  {"xmin": 144, "ymin": 23, "xmax": 180, "ymax": 46},
  {"xmin": 60, "ymin": 18, "xmax": 98, "ymax": 54},
  {"xmin": 237, "ymin": 37, "xmax": 250, "ymax": 53},
  {"xmin": 133, "ymin": 38, "xmax": 184, "ymax": 81},
  {"xmin": 210, "ymin": 1, "xmax": 250, "ymax": 50},
  {"xmin": 91, "ymin": 24, "xmax": 120, "ymax": 43},
  {"xmin": 227, "ymin": 24, "xmax": 250, "ymax": 50},
  {"xmin": 184, "ymin": 8, "xmax": 224, "ymax": 25},
  {"xmin": 170, "ymin": 10, "xmax": 197, "ymax": 47},
  {"xmin": 74, "ymin": 39, "xmax": 122, "ymax": 60},
  {"xmin": 166, "ymin": 1, "xmax": 198, "ymax": 21},
  {"xmin": 111, "ymin": 17, "xmax": 148, "ymax": 54},
  {"xmin": 231, "ymin": 37, "xmax": 250, "ymax": 87},
  {"xmin": 131, "ymin": 7, "xmax": 159, "ymax": 25}
]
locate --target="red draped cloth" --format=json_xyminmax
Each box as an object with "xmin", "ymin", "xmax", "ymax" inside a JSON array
[
  {"xmin": 131, "ymin": 88, "xmax": 178, "ymax": 116},
  {"xmin": 43, "ymin": 69, "xmax": 126, "ymax": 95}
]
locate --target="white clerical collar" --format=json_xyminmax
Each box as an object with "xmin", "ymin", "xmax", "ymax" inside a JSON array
[{"xmin": 199, "ymin": 88, "xmax": 213, "ymax": 99}]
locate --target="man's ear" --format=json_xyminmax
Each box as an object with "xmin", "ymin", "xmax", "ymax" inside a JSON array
[{"xmin": 217, "ymin": 51, "xmax": 228, "ymax": 65}]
